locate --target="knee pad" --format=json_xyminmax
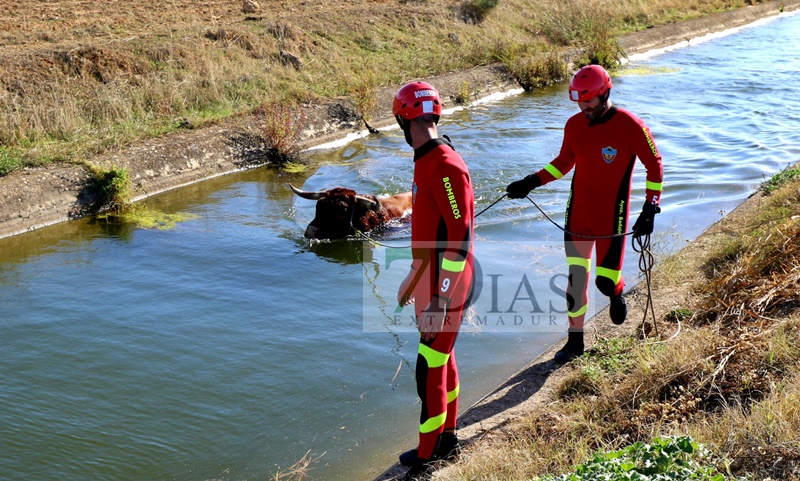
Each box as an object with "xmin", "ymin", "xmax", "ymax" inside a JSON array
[{"xmin": 595, "ymin": 276, "xmax": 617, "ymax": 297}]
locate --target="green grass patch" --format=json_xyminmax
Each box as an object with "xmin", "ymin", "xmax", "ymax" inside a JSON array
[
  {"xmin": 557, "ymin": 336, "xmax": 639, "ymax": 399},
  {"xmin": 536, "ymin": 436, "xmax": 741, "ymax": 481},
  {"xmin": 665, "ymin": 308, "xmax": 693, "ymax": 323},
  {"xmin": 89, "ymin": 165, "xmax": 131, "ymax": 212},
  {"xmin": 0, "ymin": 146, "xmax": 22, "ymax": 176},
  {"xmin": 761, "ymin": 166, "xmax": 800, "ymax": 195}
]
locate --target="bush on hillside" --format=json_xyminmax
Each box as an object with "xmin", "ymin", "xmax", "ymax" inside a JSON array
[{"xmin": 460, "ymin": 0, "xmax": 500, "ymax": 24}]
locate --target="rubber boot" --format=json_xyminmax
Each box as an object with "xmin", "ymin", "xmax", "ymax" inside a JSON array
[
  {"xmin": 400, "ymin": 457, "xmax": 435, "ymax": 481},
  {"xmin": 609, "ymin": 293, "xmax": 627, "ymax": 325},
  {"xmin": 399, "ymin": 431, "xmax": 461, "ymax": 466},
  {"xmin": 436, "ymin": 431, "xmax": 461, "ymax": 462},
  {"xmin": 554, "ymin": 330, "xmax": 584, "ymax": 364}
]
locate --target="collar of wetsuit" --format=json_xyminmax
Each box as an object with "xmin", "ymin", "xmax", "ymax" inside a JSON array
[
  {"xmin": 589, "ymin": 105, "xmax": 618, "ymax": 127},
  {"xmin": 413, "ymin": 137, "xmax": 455, "ymax": 162}
]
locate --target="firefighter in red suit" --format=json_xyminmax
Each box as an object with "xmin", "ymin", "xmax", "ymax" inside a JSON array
[
  {"xmin": 394, "ymin": 81, "xmax": 475, "ymax": 480},
  {"xmin": 506, "ymin": 65, "xmax": 664, "ymax": 364}
]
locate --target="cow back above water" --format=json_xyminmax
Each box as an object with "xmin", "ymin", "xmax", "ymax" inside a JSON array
[{"xmin": 290, "ymin": 184, "xmax": 412, "ymax": 239}]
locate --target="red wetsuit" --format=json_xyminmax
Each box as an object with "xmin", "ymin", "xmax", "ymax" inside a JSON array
[
  {"xmin": 532, "ymin": 106, "xmax": 663, "ymax": 330},
  {"xmin": 408, "ymin": 137, "xmax": 474, "ymax": 459}
]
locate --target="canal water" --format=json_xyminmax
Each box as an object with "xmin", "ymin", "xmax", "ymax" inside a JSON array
[{"xmin": 1, "ymin": 10, "xmax": 799, "ymax": 481}]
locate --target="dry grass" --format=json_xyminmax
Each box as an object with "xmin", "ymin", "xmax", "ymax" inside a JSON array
[
  {"xmin": 442, "ymin": 176, "xmax": 800, "ymax": 480},
  {"xmin": 270, "ymin": 450, "xmax": 315, "ymax": 481},
  {"xmin": 258, "ymin": 100, "xmax": 307, "ymax": 166},
  {"xmin": 0, "ymin": 0, "xmax": 761, "ymax": 172}
]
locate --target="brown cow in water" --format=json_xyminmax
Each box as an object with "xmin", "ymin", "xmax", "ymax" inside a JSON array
[{"xmin": 289, "ymin": 184, "xmax": 412, "ymax": 239}]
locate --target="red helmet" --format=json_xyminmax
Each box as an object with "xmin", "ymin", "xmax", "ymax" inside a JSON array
[
  {"xmin": 392, "ymin": 81, "xmax": 442, "ymax": 121},
  {"xmin": 569, "ymin": 65, "xmax": 612, "ymax": 102}
]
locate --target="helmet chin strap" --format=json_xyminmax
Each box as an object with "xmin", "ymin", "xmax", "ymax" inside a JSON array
[
  {"xmin": 396, "ymin": 114, "xmax": 440, "ymax": 148},
  {"xmin": 599, "ymin": 91, "xmax": 611, "ymax": 114},
  {"xmin": 587, "ymin": 91, "xmax": 611, "ymax": 124},
  {"xmin": 396, "ymin": 115, "xmax": 414, "ymax": 147}
]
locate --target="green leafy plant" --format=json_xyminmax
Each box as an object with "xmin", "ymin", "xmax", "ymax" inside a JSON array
[
  {"xmin": 535, "ymin": 2, "xmax": 626, "ymax": 69},
  {"xmin": 665, "ymin": 308, "xmax": 693, "ymax": 322},
  {"xmin": 761, "ymin": 167, "xmax": 800, "ymax": 195},
  {"xmin": 91, "ymin": 165, "xmax": 131, "ymax": 212},
  {"xmin": 537, "ymin": 436, "xmax": 740, "ymax": 481},
  {"xmin": 460, "ymin": 0, "xmax": 500, "ymax": 24},
  {"xmin": 0, "ymin": 146, "xmax": 21, "ymax": 176}
]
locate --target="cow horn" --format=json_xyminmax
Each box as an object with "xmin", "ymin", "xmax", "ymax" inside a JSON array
[
  {"xmin": 355, "ymin": 195, "xmax": 381, "ymax": 212},
  {"xmin": 289, "ymin": 183, "xmax": 327, "ymax": 200}
]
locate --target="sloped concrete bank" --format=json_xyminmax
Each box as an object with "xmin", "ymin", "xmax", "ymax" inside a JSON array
[{"xmin": 0, "ymin": 0, "xmax": 798, "ymax": 241}]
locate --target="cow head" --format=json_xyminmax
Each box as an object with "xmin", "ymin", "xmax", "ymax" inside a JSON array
[{"xmin": 290, "ymin": 184, "xmax": 387, "ymax": 239}]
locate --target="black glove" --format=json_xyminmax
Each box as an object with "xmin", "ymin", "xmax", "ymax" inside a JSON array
[
  {"xmin": 506, "ymin": 175, "xmax": 541, "ymax": 199},
  {"xmin": 631, "ymin": 202, "xmax": 661, "ymax": 237}
]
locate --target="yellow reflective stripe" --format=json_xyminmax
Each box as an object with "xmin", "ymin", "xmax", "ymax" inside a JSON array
[
  {"xmin": 420, "ymin": 412, "xmax": 447, "ymax": 434},
  {"xmin": 596, "ymin": 266, "xmax": 622, "ymax": 285},
  {"xmin": 441, "ymin": 258, "xmax": 466, "ymax": 273},
  {"xmin": 567, "ymin": 256, "xmax": 591, "ymax": 270},
  {"xmin": 646, "ymin": 180, "xmax": 663, "ymax": 191},
  {"xmin": 447, "ymin": 383, "xmax": 460, "ymax": 404},
  {"xmin": 418, "ymin": 343, "xmax": 450, "ymax": 368},
  {"xmin": 568, "ymin": 304, "xmax": 588, "ymax": 317},
  {"xmin": 544, "ymin": 164, "xmax": 564, "ymax": 179}
]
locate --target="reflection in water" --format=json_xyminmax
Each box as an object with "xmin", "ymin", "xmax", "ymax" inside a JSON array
[
  {"xmin": 291, "ymin": 218, "xmax": 413, "ymax": 266},
  {"xmin": 95, "ymin": 208, "xmax": 199, "ymax": 233},
  {"xmin": 87, "ymin": 215, "xmax": 140, "ymax": 241},
  {"xmin": 298, "ymin": 238, "xmax": 374, "ymax": 265}
]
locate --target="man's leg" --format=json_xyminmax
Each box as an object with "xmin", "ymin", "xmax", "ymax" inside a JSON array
[
  {"xmin": 595, "ymin": 236, "xmax": 626, "ymax": 324},
  {"xmin": 556, "ymin": 238, "xmax": 593, "ymax": 364},
  {"xmin": 415, "ymin": 329, "xmax": 458, "ymax": 459}
]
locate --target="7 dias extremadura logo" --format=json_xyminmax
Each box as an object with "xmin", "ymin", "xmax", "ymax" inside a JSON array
[{"xmin": 360, "ymin": 240, "xmax": 600, "ymax": 333}]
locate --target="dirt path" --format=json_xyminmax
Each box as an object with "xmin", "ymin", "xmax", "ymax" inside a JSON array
[{"xmin": 1, "ymin": 0, "xmax": 797, "ymax": 241}]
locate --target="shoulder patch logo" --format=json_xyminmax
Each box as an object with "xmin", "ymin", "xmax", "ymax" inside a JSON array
[{"xmin": 602, "ymin": 146, "xmax": 617, "ymax": 164}]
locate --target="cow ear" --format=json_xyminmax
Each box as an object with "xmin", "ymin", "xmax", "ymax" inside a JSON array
[
  {"xmin": 289, "ymin": 183, "xmax": 327, "ymax": 200},
  {"xmin": 355, "ymin": 195, "xmax": 381, "ymax": 212}
]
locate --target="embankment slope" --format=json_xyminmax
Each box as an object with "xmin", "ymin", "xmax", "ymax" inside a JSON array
[{"xmin": 1, "ymin": 0, "xmax": 798, "ymax": 240}]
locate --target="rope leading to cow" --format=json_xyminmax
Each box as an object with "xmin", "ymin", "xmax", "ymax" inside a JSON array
[{"xmin": 352, "ymin": 192, "xmax": 666, "ymax": 338}]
